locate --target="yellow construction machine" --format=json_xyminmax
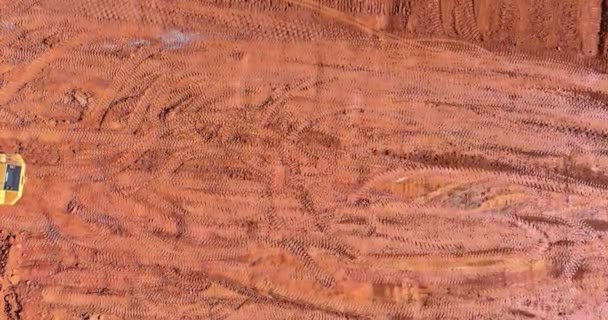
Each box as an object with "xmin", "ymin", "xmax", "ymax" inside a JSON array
[{"xmin": 0, "ymin": 153, "xmax": 26, "ymax": 206}]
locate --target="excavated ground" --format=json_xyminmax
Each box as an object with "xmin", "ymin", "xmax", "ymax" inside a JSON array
[{"xmin": 1, "ymin": 0, "xmax": 608, "ymax": 319}]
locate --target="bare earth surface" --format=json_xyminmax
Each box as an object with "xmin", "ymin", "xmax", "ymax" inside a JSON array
[{"xmin": 1, "ymin": 0, "xmax": 608, "ymax": 319}]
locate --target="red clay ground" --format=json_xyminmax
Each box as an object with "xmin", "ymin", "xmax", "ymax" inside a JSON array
[{"xmin": 1, "ymin": 0, "xmax": 608, "ymax": 319}]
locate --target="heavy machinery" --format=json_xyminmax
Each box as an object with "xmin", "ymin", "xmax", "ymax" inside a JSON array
[{"xmin": 0, "ymin": 154, "xmax": 26, "ymax": 206}]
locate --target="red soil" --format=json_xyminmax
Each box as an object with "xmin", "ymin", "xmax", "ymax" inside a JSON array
[{"xmin": 1, "ymin": 1, "xmax": 608, "ymax": 319}]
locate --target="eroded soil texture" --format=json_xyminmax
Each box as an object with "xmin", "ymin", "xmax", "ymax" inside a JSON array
[{"xmin": 1, "ymin": 0, "xmax": 608, "ymax": 319}]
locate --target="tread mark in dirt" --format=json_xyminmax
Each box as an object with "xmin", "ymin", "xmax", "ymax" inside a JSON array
[
  {"xmin": 3, "ymin": 290, "xmax": 22, "ymax": 320},
  {"xmin": 0, "ymin": 233, "xmax": 12, "ymax": 280}
]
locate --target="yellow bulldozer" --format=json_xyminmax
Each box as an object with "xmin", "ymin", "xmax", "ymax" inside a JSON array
[{"xmin": 0, "ymin": 153, "xmax": 26, "ymax": 206}]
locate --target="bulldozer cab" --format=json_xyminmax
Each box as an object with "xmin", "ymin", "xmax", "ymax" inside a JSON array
[{"xmin": 0, "ymin": 154, "xmax": 26, "ymax": 206}]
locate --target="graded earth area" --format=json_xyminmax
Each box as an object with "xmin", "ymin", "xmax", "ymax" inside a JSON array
[{"xmin": 1, "ymin": 0, "xmax": 608, "ymax": 319}]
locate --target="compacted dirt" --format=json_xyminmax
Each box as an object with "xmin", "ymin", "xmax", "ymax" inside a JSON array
[{"xmin": 1, "ymin": 0, "xmax": 608, "ymax": 319}]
